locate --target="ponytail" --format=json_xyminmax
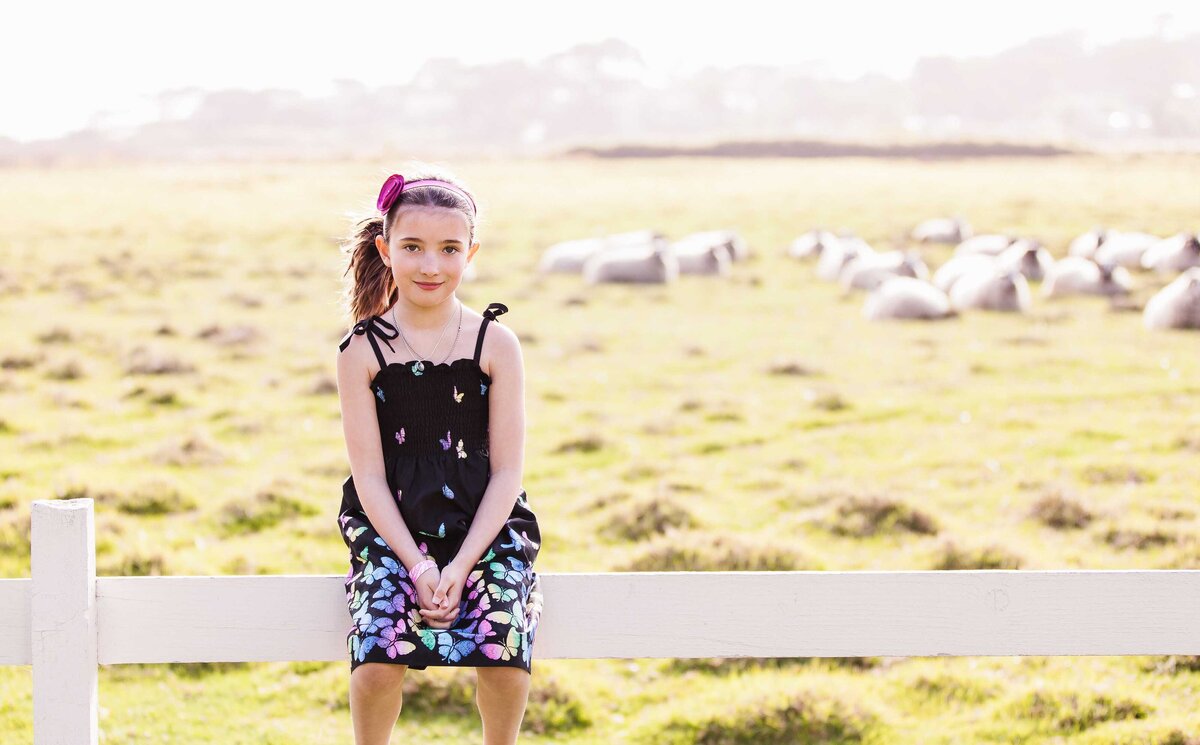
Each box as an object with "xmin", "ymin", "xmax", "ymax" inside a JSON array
[{"xmin": 339, "ymin": 214, "xmax": 395, "ymax": 324}]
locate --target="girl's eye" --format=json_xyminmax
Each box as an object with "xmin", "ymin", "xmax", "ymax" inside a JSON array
[
  {"xmin": 443, "ymin": 246, "xmax": 459, "ymax": 253},
  {"xmin": 403, "ymin": 244, "xmax": 419, "ymax": 252}
]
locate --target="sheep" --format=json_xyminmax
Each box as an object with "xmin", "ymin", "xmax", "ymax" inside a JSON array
[
  {"xmin": 1141, "ymin": 232, "xmax": 1200, "ymax": 274},
  {"xmin": 582, "ymin": 242, "xmax": 679, "ymax": 284},
  {"xmin": 954, "ymin": 234, "xmax": 1016, "ymax": 257},
  {"xmin": 677, "ymin": 229, "xmax": 749, "ymax": 262},
  {"xmin": 840, "ymin": 250, "xmax": 929, "ymax": 292},
  {"xmin": 668, "ymin": 233, "xmax": 733, "ymax": 276},
  {"xmin": 911, "ymin": 217, "xmax": 972, "ymax": 244},
  {"xmin": 538, "ymin": 237, "xmax": 610, "ymax": 274},
  {"xmin": 997, "ymin": 239, "xmax": 1055, "ymax": 282},
  {"xmin": 788, "ymin": 229, "xmax": 839, "ymax": 260},
  {"xmin": 863, "ymin": 277, "xmax": 955, "ymax": 321},
  {"xmin": 949, "ymin": 268, "xmax": 1031, "ymax": 312},
  {"xmin": 1143, "ymin": 268, "xmax": 1200, "ymax": 330},
  {"xmin": 1068, "ymin": 227, "xmax": 1108, "ymax": 259},
  {"xmin": 817, "ymin": 235, "xmax": 875, "ymax": 282},
  {"xmin": 932, "ymin": 254, "xmax": 997, "ymax": 293},
  {"xmin": 1041, "ymin": 257, "xmax": 1132, "ymax": 298},
  {"xmin": 1094, "ymin": 230, "xmax": 1162, "ymax": 268}
]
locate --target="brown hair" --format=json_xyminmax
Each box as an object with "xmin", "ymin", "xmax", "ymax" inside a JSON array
[{"xmin": 338, "ymin": 165, "xmax": 479, "ymax": 323}]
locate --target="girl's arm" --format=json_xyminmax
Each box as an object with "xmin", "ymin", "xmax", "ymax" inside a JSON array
[
  {"xmin": 336, "ymin": 333, "xmax": 429, "ymax": 573},
  {"xmin": 448, "ymin": 321, "xmax": 526, "ymax": 572}
]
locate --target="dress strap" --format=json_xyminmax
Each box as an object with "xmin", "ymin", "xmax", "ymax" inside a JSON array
[
  {"xmin": 338, "ymin": 315, "xmax": 399, "ymax": 370},
  {"xmin": 473, "ymin": 302, "xmax": 509, "ymax": 365}
]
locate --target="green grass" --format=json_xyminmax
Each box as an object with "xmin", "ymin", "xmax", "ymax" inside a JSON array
[{"xmin": 2, "ymin": 154, "xmax": 1200, "ymax": 742}]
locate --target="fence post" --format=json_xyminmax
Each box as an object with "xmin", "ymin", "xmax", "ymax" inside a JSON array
[{"xmin": 31, "ymin": 498, "xmax": 98, "ymax": 745}]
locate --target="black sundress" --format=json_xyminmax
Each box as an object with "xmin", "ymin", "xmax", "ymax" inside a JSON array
[{"xmin": 336, "ymin": 302, "xmax": 543, "ymax": 673}]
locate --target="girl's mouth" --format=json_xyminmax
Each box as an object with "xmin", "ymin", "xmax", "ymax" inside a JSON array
[{"xmin": 415, "ymin": 281, "xmax": 442, "ymax": 290}]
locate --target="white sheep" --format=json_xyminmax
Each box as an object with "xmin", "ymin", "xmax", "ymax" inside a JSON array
[
  {"xmin": 582, "ymin": 243, "xmax": 679, "ymax": 284},
  {"xmin": 1068, "ymin": 227, "xmax": 1108, "ymax": 259},
  {"xmin": 932, "ymin": 254, "xmax": 998, "ymax": 293},
  {"xmin": 1041, "ymin": 257, "xmax": 1132, "ymax": 298},
  {"xmin": 538, "ymin": 237, "xmax": 610, "ymax": 274},
  {"xmin": 668, "ymin": 233, "xmax": 733, "ymax": 276},
  {"xmin": 788, "ymin": 229, "xmax": 839, "ymax": 260},
  {"xmin": 817, "ymin": 235, "xmax": 875, "ymax": 282},
  {"xmin": 1141, "ymin": 232, "xmax": 1200, "ymax": 274},
  {"xmin": 954, "ymin": 234, "xmax": 1016, "ymax": 257},
  {"xmin": 997, "ymin": 239, "xmax": 1055, "ymax": 282},
  {"xmin": 1143, "ymin": 268, "xmax": 1200, "ymax": 331},
  {"xmin": 863, "ymin": 277, "xmax": 955, "ymax": 321},
  {"xmin": 949, "ymin": 268, "xmax": 1031, "ymax": 312},
  {"xmin": 840, "ymin": 250, "xmax": 929, "ymax": 292},
  {"xmin": 1094, "ymin": 230, "xmax": 1162, "ymax": 268},
  {"xmin": 911, "ymin": 217, "xmax": 972, "ymax": 244}
]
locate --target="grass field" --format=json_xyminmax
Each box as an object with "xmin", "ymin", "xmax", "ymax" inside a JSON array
[{"xmin": 1, "ymin": 154, "xmax": 1199, "ymax": 743}]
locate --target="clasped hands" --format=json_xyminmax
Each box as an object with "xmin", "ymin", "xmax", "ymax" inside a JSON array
[{"xmin": 412, "ymin": 559, "xmax": 470, "ymax": 629}]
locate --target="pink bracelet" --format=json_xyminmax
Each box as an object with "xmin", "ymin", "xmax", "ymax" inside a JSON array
[{"xmin": 409, "ymin": 559, "xmax": 437, "ymax": 581}]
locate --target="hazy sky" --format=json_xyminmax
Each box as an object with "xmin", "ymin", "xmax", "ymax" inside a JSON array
[{"xmin": 3, "ymin": 1, "xmax": 1197, "ymax": 141}]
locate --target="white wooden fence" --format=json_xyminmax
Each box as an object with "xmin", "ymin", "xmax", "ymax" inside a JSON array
[{"xmin": 4, "ymin": 498, "xmax": 1200, "ymax": 744}]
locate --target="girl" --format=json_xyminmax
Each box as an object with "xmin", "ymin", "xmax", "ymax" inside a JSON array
[{"xmin": 334, "ymin": 167, "xmax": 544, "ymax": 745}]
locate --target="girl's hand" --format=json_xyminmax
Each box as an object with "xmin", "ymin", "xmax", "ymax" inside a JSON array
[
  {"xmin": 419, "ymin": 560, "xmax": 469, "ymax": 627},
  {"xmin": 414, "ymin": 568, "xmax": 453, "ymax": 628}
]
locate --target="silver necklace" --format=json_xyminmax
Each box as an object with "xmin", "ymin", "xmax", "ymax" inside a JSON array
[{"xmin": 392, "ymin": 299, "xmax": 462, "ymax": 375}]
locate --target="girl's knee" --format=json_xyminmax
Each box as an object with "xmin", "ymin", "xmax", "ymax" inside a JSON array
[
  {"xmin": 352, "ymin": 662, "xmax": 408, "ymax": 691},
  {"xmin": 476, "ymin": 666, "xmax": 530, "ymax": 690}
]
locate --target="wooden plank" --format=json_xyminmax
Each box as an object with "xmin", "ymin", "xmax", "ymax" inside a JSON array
[
  {"xmin": 0, "ymin": 579, "xmax": 31, "ymax": 665},
  {"xmin": 31, "ymin": 499, "xmax": 98, "ymax": 745},
  {"xmin": 96, "ymin": 569, "xmax": 1200, "ymax": 664}
]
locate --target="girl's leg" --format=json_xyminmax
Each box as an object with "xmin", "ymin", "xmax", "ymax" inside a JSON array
[
  {"xmin": 350, "ymin": 663, "xmax": 408, "ymax": 745},
  {"xmin": 476, "ymin": 666, "xmax": 532, "ymax": 745}
]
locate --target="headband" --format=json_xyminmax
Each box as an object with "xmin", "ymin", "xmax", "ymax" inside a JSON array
[{"xmin": 376, "ymin": 174, "xmax": 478, "ymax": 217}]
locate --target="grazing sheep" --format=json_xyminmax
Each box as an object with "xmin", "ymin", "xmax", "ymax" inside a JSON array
[
  {"xmin": 911, "ymin": 217, "xmax": 972, "ymax": 245},
  {"xmin": 583, "ymin": 243, "xmax": 679, "ymax": 284},
  {"xmin": 949, "ymin": 268, "xmax": 1031, "ymax": 312},
  {"xmin": 1094, "ymin": 230, "xmax": 1162, "ymax": 268},
  {"xmin": 1068, "ymin": 227, "xmax": 1108, "ymax": 259},
  {"xmin": 668, "ymin": 233, "xmax": 733, "ymax": 276},
  {"xmin": 539, "ymin": 237, "xmax": 610, "ymax": 274},
  {"xmin": 1041, "ymin": 257, "xmax": 1132, "ymax": 298},
  {"xmin": 1143, "ymin": 267, "xmax": 1200, "ymax": 330},
  {"xmin": 677, "ymin": 229, "xmax": 749, "ymax": 262},
  {"xmin": 788, "ymin": 229, "xmax": 840, "ymax": 260},
  {"xmin": 932, "ymin": 254, "xmax": 997, "ymax": 293},
  {"xmin": 954, "ymin": 234, "xmax": 1016, "ymax": 257},
  {"xmin": 997, "ymin": 239, "xmax": 1055, "ymax": 282},
  {"xmin": 817, "ymin": 235, "xmax": 875, "ymax": 282},
  {"xmin": 863, "ymin": 277, "xmax": 955, "ymax": 321},
  {"xmin": 840, "ymin": 250, "xmax": 929, "ymax": 291},
  {"xmin": 1141, "ymin": 232, "xmax": 1200, "ymax": 274}
]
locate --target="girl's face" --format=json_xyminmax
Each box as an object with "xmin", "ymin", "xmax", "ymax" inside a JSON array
[{"xmin": 375, "ymin": 207, "xmax": 481, "ymax": 309}]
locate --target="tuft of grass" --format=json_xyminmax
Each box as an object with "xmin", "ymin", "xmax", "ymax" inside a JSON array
[
  {"xmin": 521, "ymin": 672, "xmax": 593, "ymax": 735},
  {"xmin": 1004, "ymin": 689, "xmax": 1152, "ymax": 734},
  {"xmin": 149, "ymin": 432, "xmax": 227, "ymax": 466},
  {"xmin": 123, "ymin": 345, "xmax": 196, "ymax": 375},
  {"xmin": 634, "ymin": 687, "xmax": 879, "ymax": 745},
  {"xmin": 195, "ymin": 323, "xmax": 262, "ymax": 347},
  {"xmin": 553, "ymin": 432, "xmax": 606, "ymax": 454},
  {"xmin": 617, "ymin": 530, "xmax": 809, "ymax": 572},
  {"xmin": 825, "ymin": 494, "xmax": 939, "ymax": 538},
  {"xmin": 1028, "ymin": 489, "xmax": 1094, "ymax": 529},
  {"xmin": 114, "ymin": 480, "xmax": 198, "ymax": 516},
  {"xmin": 766, "ymin": 358, "xmax": 821, "ymax": 377},
  {"xmin": 908, "ymin": 671, "xmax": 999, "ymax": 705},
  {"xmin": 1142, "ymin": 655, "xmax": 1200, "ymax": 675},
  {"xmin": 218, "ymin": 481, "xmax": 320, "ymax": 535},
  {"xmin": 0, "ymin": 510, "xmax": 31, "ymax": 553},
  {"xmin": 598, "ymin": 496, "xmax": 699, "ymax": 542},
  {"xmin": 99, "ymin": 550, "xmax": 168, "ymax": 576},
  {"xmin": 1100, "ymin": 524, "xmax": 1178, "ymax": 551},
  {"xmin": 932, "ymin": 539, "xmax": 1024, "ymax": 570},
  {"xmin": 1079, "ymin": 464, "xmax": 1155, "ymax": 485}
]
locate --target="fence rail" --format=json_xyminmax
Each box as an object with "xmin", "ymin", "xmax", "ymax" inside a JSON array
[{"xmin": 5, "ymin": 499, "xmax": 1200, "ymax": 744}]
